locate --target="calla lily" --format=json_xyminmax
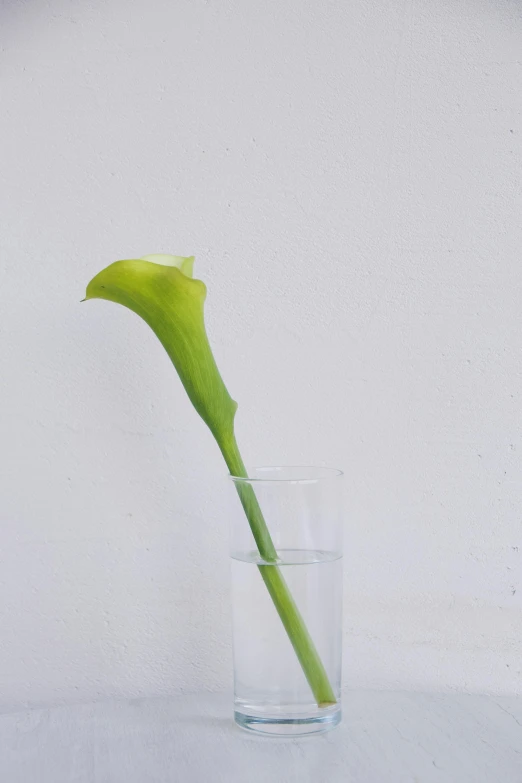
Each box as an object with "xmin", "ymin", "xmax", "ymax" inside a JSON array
[
  {"xmin": 84, "ymin": 254, "xmax": 336, "ymax": 706},
  {"xmin": 85, "ymin": 254, "xmax": 235, "ymax": 444}
]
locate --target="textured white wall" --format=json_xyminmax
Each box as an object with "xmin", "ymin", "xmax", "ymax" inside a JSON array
[{"xmin": 1, "ymin": 0, "xmax": 521, "ymax": 711}]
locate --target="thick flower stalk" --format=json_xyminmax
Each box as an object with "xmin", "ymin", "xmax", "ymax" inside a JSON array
[{"xmin": 84, "ymin": 254, "xmax": 336, "ymax": 706}]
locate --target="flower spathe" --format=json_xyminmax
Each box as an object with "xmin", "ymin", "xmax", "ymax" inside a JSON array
[{"xmin": 85, "ymin": 254, "xmax": 237, "ymax": 443}]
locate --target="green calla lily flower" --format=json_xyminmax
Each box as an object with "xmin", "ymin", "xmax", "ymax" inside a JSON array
[
  {"xmin": 84, "ymin": 254, "xmax": 336, "ymax": 706},
  {"xmin": 86, "ymin": 254, "xmax": 236, "ymax": 445}
]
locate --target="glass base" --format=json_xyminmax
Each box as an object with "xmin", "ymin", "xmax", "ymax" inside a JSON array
[{"xmin": 234, "ymin": 706, "xmax": 341, "ymax": 736}]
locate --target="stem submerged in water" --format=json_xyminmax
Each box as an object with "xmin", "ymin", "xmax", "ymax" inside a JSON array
[{"xmin": 221, "ymin": 436, "xmax": 336, "ymax": 707}]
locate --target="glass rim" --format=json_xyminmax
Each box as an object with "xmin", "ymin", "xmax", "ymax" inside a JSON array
[{"xmin": 228, "ymin": 465, "xmax": 344, "ymax": 485}]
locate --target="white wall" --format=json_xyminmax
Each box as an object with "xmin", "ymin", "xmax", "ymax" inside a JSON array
[{"xmin": 1, "ymin": 0, "xmax": 521, "ymax": 711}]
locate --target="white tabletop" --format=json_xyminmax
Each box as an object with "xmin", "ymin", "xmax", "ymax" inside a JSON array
[{"xmin": 1, "ymin": 691, "xmax": 520, "ymax": 782}]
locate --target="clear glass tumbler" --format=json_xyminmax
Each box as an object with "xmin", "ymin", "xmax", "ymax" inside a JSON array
[{"xmin": 229, "ymin": 466, "xmax": 343, "ymax": 736}]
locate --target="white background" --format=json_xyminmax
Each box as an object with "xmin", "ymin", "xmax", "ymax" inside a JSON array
[{"xmin": 1, "ymin": 0, "xmax": 521, "ymax": 711}]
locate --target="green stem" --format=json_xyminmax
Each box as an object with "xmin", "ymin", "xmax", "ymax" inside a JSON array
[{"xmin": 221, "ymin": 435, "xmax": 336, "ymax": 707}]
